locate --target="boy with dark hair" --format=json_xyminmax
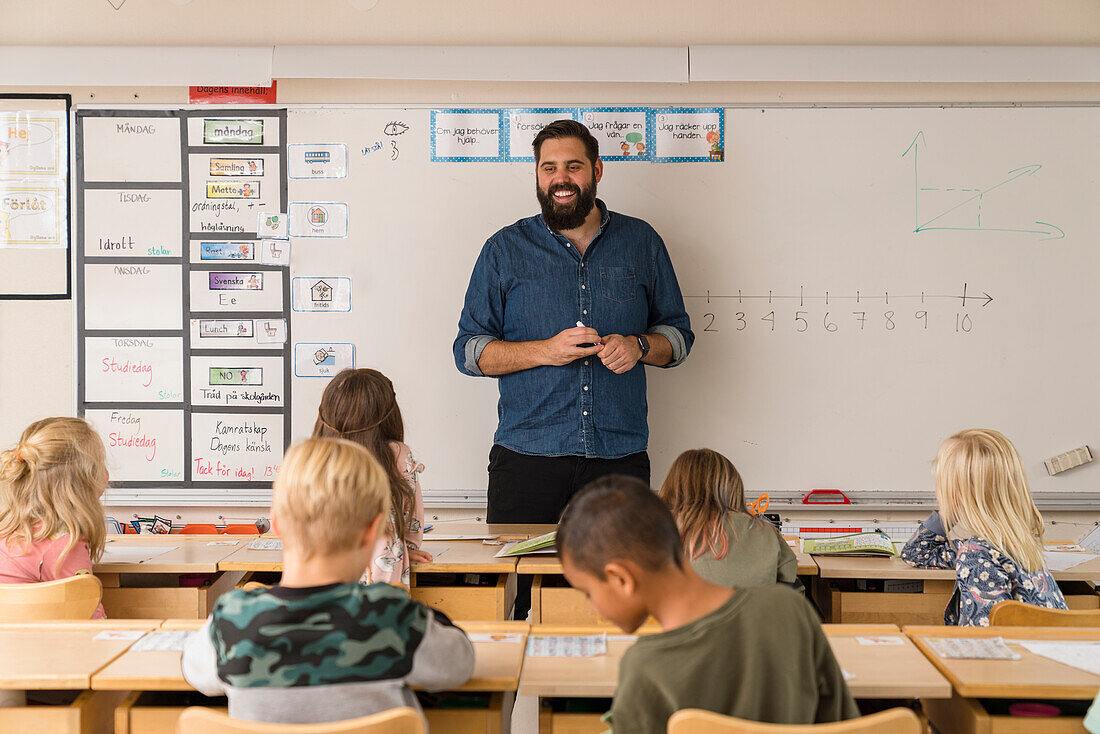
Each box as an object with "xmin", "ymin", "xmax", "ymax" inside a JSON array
[{"xmin": 557, "ymin": 474, "xmax": 859, "ymax": 733}]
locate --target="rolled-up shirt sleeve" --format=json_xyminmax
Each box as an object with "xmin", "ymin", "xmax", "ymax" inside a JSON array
[
  {"xmin": 646, "ymin": 236, "xmax": 694, "ymax": 368},
  {"xmin": 454, "ymin": 239, "xmax": 503, "ymax": 377}
]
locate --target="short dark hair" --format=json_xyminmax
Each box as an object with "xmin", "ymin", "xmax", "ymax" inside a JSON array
[
  {"xmin": 557, "ymin": 474, "xmax": 684, "ymax": 579},
  {"xmin": 532, "ymin": 120, "xmax": 600, "ymax": 165}
]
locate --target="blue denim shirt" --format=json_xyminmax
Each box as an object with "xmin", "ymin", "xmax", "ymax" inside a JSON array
[{"xmin": 453, "ymin": 200, "xmax": 694, "ymax": 459}]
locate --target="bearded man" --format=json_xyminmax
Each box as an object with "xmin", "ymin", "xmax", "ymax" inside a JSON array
[{"xmin": 453, "ymin": 119, "xmax": 694, "ymax": 529}]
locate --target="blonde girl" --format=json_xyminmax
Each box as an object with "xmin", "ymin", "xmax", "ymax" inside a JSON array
[
  {"xmin": 659, "ymin": 448, "xmax": 796, "ymax": 588},
  {"xmin": 0, "ymin": 417, "xmax": 108, "ymax": 618},
  {"xmin": 901, "ymin": 428, "xmax": 1066, "ymax": 625},
  {"xmin": 313, "ymin": 369, "xmax": 430, "ymax": 586}
]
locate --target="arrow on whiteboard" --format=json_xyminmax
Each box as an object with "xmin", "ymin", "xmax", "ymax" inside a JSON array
[{"xmin": 901, "ymin": 131, "xmax": 926, "ymax": 231}]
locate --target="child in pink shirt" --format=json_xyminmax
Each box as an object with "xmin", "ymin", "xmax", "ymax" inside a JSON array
[
  {"xmin": 0, "ymin": 417, "xmax": 109, "ymax": 618},
  {"xmin": 312, "ymin": 369, "xmax": 430, "ymax": 586}
]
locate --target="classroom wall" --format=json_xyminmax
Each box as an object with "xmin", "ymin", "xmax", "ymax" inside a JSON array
[
  {"xmin": 2, "ymin": 0, "xmax": 1098, "ymax": 526},
  {"xmin": 4, "ymin": 0, "xmax": 1099, "ymax": 46}
]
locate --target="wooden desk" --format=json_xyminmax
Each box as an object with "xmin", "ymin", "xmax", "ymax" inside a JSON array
[
  {"xmin": 821, "ymin": 624, "xmax": 951, "ymax": 699},
  {"xmin": 813, "ymin": 556, "xmax": 1100, "ymax": 625},
  {"xmin": 216, "ymin": 543, "xmax": 283, "ymax": 572},
  {"xmin": 425, "ymin": 523, "xmax": 555, "ymax": 540},
  {"xmin": 415, "ymin": 541, "xmax": 519, "ymax": 575},
  {"xmin": 907, "ymin": 625, "xmax": 1100, "ymax": 734},
  {"xmin": 518, "ymin": 624, "xmax": 644, "ymax": 698},
  {"xmin": 98, "ymin": 620, "xmax": 528, "ymax": 734},
  {"xmin": 92, "ymin": 619, "xmax": 527, "ymax": 692},
  {"xmin": 410, "ymin": 541, "xmax": 518, "ymax": 621},
  {"xmin": 98, "ymin": 537, "xmax": 247, "ymax": 574},
  {"xmin": 905, "ymin": 625, "xmax": 1100, "ymax": 700},
  {"xmin": 518, "ymin": 548, "xmax": 820, "ymax": 578},
  {"xmin": 0, "ymin": 620, "xmax": 158, "ymax": 734},
  {"xmin": 518, "ymin": 624, "xmax": 950, "ymax": 701},
  {"xmin": 93, "ymin": 620, "xmax": 203, "ymax": 691},
  {"xmin": 219, "ymin": 540, "xmax": 519, "ymax": 620},
  {"xmin": 1043, "ymin": 552, "xmax": 1100, "ymax": 582},
  {"xmin": 95, "ymin": 539, "xmax": 248, "ymax": 619},
  {"xmin": 517, "ymin": 556, "xmax": 606, "ymax": 625},
  {"xmin": 219, "ymin": 539, "xmax": 522, "ymax": 575},
  {"xmin": 813, "ymin": 556, "xmax": 954, "ymax": 580},
  {"xmin": 0, "ymin": 621, "xmax": 160, "ymax": 689},
  {"xmin": 517, "ymin": 552, "xmax": 817, "ymax": 625}
]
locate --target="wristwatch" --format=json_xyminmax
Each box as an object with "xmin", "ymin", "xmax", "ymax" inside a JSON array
[{"xmin": 635, "ymin": 334, "xmax": 650, "ymax": 360}]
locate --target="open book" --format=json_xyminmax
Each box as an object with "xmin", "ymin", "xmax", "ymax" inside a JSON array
[
  {"xmin": 494, "ymin": 530, "xmax": 557, "ymax": 558},
  {"xmin": 803, "ymin": 531, "xmax": 899, "ymax": 557}
]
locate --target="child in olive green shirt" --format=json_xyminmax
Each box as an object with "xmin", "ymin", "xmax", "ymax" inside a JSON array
[
  {"xmin": 661, "ymin": 448, "xmax": 797, "ymax": 588},
  {"xmin": 558, "ymin": 475, "xmax": 858, "ymax": 734}
]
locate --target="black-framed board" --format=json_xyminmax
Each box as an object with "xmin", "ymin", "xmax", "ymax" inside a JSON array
[{"xmin": 75, "ymin": 108, "xmax": 290, "ymax": 503}]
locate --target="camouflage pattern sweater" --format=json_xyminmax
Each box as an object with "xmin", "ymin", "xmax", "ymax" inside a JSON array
[{"xmin": 182, "ymin": 581, "xmax": 475, "ymax": 724}]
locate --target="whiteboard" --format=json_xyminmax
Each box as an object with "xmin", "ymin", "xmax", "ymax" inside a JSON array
[
  {"xmin": 285, "ymin": 105, "xmax": 1099, "ymax": 503},
  {"xmin": 80, "ymin": 104, "xmax": 1099, "ymax": 505}
]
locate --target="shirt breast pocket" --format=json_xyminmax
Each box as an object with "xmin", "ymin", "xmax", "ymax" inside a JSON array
[{"xmin": 600, "ymin": 266, "xmax": 637, "ymax": 304}]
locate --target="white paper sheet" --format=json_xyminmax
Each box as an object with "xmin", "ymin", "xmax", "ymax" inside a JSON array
[
  {"xmin": 247, "ymin": 538, "xmax": 283, "ymax": 550},
  {"xmin": 423, "ymin": 534, "xmax": 499, "ymax": 541},
  {"xmin": 130, "ymin": 630, "xmax": 194, "ymax": 652},
  {"xmin": 926, "ymin": 637, "xmax": 1020, "ymax": 660},
  {"xmin": 99, "ymin": 544, "xmax": 177, "ymax": 564},
  {"xmin": 1043, "ymin": 550, "xmax": 1100, "ymax": 572},
  {"xmin": 527, "ymin": 633, "xmax": 607, "ymax": 658},
  {"xmin": 1020, "ymin": 642, "xmax": 1100, "ymax": 676},
  {"xmin": 857, "ymin": 636, "xmax": 904, "ymax": 646},
  {"xmin": 93, "ymin": 630, "xmax": 148, "ymax": 641}
]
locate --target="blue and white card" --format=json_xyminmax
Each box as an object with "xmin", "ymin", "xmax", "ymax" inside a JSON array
[
  {"xmin": 579, "ymin": 108, "xmax": 650, "ymax": 161},
  {"xmin": 430, "ymin": 109, "xmax": 505, "ymax": 162},
  {"xmin": 650, "ymin": 108, "xmax": 725, "ymax": 163},
  {"xmin": 504, "ymin": 108, "xmax": 580, "ymax": 162},
  {"xmin": 294, "ymin": 343, "xmax": 355, "ymax": 377}
]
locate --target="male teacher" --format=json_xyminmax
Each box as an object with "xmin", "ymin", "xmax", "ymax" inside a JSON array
[{"xmin": 454, "ymin": 119, "xmax": 694, "ymax": 525}]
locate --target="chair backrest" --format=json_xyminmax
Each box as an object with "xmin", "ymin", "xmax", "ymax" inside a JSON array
[
  {"xmin": 176, "ymin": 706, "xmax": 425, "ymax": 734},
  {"xmin": 989, "ymin": 600, "xmax": 1100, "ymax": 627},
  {"xmin": 0, "ymin": 575, "xmax": 103, "ymax": 621},
  {"xmin": 223, "ymin": 524, "xmax": 260, "ymax": 535},
  {"xmin": 180, "ymin": 524, "xmax": 221, "ymax": 535},
  {"xmin": 667, "ymin": 708, "xmax": 922, "ymax": 734}
]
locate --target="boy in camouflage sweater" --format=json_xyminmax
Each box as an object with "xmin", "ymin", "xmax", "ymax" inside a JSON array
[{"xmin": 182, "ymin": 438, "xmax": 474, "ymax": 725}]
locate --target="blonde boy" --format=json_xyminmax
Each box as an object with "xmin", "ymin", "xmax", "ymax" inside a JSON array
[{"xmin": 183, "ymin": 438, "xmax": 474, "ymax": 724}]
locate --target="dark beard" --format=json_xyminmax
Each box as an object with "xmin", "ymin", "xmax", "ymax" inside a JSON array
[{"xmin": 536, "ymin": 180, "xmax": 597, "ymax": 232}]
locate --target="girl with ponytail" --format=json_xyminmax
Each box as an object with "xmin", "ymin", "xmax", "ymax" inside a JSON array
[{"xmin": 0, "ymin": 417, "xmax": 108, "ymax": 618}]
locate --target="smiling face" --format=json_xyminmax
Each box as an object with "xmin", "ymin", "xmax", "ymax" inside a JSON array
[
  {"xmin": 535, "ymin": 136, "xmax": 602, "ymax": 232},
  {"xmin": 560, "ymin": 550, "xmax": 650, "ymax": 633}
]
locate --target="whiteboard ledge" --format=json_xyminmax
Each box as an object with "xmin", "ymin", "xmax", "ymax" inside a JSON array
[
  {"xmin": 689, "ymin": 45, "xmax": 1100, "ymax": 83},
  {"xmin": 0, "ymin": 46, "xmax": 273, "ymax": 86},
  {"xmin": 273, "ymin": 45, "xmax": 688, "ymax": 83},
  {"xmin": 104, "ymin": 488, "xmax": 273, "ymax": 507}
]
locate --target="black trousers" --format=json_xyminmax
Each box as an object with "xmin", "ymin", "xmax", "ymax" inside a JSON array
[
  {"xmin": 485, "ymin": 445, "xmax": 650, "ymax": 620},
  {"xmin": 486, "ymin": 444, "xmax": 651, "ymax": 524}
]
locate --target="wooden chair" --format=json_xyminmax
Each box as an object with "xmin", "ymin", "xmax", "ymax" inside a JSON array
[
  {"xmin": 176, "ymin": 706, "xmax": 425, "ymax": 733},
  {"xmin": 989, "ymin": 599, "xmax": 1100, "ymax": 627},
  {"xmin": 667, "ymin": 708, "xmax": 922, "ymax": 734},
  {"xmin": 0, "ymin": 574, "xmax": 103, "ymax": 621}
]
